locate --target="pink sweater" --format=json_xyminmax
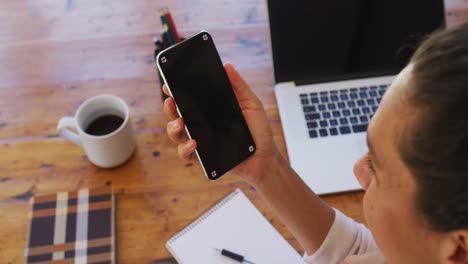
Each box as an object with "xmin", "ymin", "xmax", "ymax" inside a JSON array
[{"xmin": 304, "ymin": 209, "xmax": 380, "ymax": 263}]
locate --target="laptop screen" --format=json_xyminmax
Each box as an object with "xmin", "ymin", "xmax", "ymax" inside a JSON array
[{"xmin": 267, "ymin": 0, "xmax": 445, "ymax": 84}]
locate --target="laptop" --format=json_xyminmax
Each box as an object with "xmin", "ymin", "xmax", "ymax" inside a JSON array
[{"xmin": 267, "ymin": 0, "xmax": 445, "ymax": 195}]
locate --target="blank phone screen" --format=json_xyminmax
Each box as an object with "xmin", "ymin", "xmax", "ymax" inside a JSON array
[{"xmin": 157, "ymin": 32, "xmax": 256, "ymax": 180}]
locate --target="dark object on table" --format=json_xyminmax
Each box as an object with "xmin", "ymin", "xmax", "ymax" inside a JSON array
[
  {"xmin": 154, "ymin": 8, "xmax": 184, "ymax": 102},
  {"xmin": 153, "ymin": 37, "xmax": 168, "ymax": 101},
  {"xmin": 153, "ymin": 36, "xmax": 185, "ymax": 102}
]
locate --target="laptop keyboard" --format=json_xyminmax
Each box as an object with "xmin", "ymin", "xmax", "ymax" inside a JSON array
[{"xmin": 300, "ymin": 84, "xmax": 389, "ymax": 138}]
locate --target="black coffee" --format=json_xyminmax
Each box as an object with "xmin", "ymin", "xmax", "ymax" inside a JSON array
[{"xmin": 85, "ymin": 114, "xmax": 124, "ymax": 136}]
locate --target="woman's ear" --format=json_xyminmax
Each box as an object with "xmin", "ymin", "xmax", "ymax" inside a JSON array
[
  {"xmin": 353, "ymin": 155, "xmax": 373, "ymax": 190},
  {"xmin": 440, "ymin": 231, "xmax": 468, "ymax": 264}
]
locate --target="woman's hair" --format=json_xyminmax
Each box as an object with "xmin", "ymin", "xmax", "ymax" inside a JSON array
[{"xmin": 401, "ymin": 21, "xmax": 468, "ymax": 232}]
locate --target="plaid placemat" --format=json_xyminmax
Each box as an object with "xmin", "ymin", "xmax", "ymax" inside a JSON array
[{"xmin": 25, "ymin": 187, "xmax": 116, "ymax": 264}]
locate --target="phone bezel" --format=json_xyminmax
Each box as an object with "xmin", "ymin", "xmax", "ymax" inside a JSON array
[{"xmin": 156, "ymin": 30, "xmax": 256, "ymax": 180}]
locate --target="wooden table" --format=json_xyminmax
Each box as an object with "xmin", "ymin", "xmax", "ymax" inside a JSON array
[{"xmin": 1, "ymin": 1, "xmax": 466, "ymax": 263}]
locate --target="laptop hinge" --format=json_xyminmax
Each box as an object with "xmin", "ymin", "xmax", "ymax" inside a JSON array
[{"xmin": 295, "ymin": 70, "xmax": 397, "ymax": 86}]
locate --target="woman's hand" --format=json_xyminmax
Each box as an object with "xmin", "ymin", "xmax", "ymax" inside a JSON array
[
  {"xmin": 164, "ymin": 64, "xmax": 337, "ymax": 256},
  {"xmin": 163, "ymin": 63, "xmax": 279, "ymax": 186}
]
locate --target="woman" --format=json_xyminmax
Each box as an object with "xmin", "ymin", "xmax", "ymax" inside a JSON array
[{"xmin": 162, "ymin": 22, "xmax": 468, "ymax": 263}]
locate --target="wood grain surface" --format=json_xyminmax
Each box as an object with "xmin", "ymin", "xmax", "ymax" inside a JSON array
[{"xmin": 1, "ymin": 1, "xmax": 467, "ymax": 263}]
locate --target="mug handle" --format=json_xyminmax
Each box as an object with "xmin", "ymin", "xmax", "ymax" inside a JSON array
[{"xmin": 57, "ymin": 117, "xmax": 82, "ymax": 146}]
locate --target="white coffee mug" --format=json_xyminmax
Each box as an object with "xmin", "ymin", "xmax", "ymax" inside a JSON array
[{"xmin": 57, "ymin": 94, "xmax": 136, "ymax": 168}]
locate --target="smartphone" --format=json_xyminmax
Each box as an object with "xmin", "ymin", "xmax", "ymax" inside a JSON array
[{"xmin": 156, "ymin": 31, "xmax": 256, "ymax": 180}]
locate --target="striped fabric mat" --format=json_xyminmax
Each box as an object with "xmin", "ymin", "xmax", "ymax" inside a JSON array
[{"xmin": 25, "ymin": 187, "xmax": 116, "ymax": 264}]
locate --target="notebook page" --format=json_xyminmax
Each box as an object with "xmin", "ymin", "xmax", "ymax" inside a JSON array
[{"xmin": 166, "ymin": 189, "xmax": 304, "ymax": 264}]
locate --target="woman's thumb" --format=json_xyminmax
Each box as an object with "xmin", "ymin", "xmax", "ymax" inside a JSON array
[{"xmin": 224, "ymin": 63, "xmax": 257, "ymax": 103}]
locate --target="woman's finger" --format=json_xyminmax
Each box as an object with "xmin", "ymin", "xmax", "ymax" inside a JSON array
[
  {"xmin": 163, "ymin": 97, "xmax": 179, "ymax": 120},
  {"xmin": 162, "ymin": 84, "xmax": 171, "ymax": 97},
  {"xmin": 177, "ymin": 140, "xmax": 197, "ymax": 162},
  {"xmin": 167, "ymin": 118, "xmax": 189, "ymax": 144},
  {"xmin": 224, "ymin": 63, "xmax": 261, "ymax": 107}
]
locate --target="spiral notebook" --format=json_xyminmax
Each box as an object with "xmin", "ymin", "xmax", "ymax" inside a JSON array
[{"xmin": 166, "ymin": 189, "xmax": 304, "ymax": 264}]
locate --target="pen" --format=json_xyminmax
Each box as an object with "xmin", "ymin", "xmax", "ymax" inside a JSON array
[
  {"xmin": 164, "ymin": 8, "xmax": 181, "ymax": 43},
  {"xmin": 159, "ymin": 9, "xmax": 175, "ymax": 45},
  {"xmin": 214, "ymin": 248, "xmax": 256, "ymax": 264}
]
